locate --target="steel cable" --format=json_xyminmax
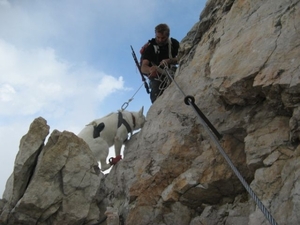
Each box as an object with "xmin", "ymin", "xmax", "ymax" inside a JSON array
[
  {"xmin": 162, "ymin": 66, "xmax": 278, "ymax": 225},
  {"xmin": 120, "ymin": 82, "xmax": 144, "ymax": 111}
]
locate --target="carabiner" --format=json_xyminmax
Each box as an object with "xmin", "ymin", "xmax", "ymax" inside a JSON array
[{"xmin": 121, "ymin": 102, "xmax": 129, "ymax": 111}]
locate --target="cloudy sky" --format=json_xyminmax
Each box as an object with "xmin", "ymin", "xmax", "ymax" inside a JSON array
[{"xmin": 0, "ymin": 0, "xmax": 206, "ymax": 195}]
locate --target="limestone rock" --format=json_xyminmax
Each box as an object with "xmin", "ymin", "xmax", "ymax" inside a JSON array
[
  {"xmin": 1, "ymin": 0, "xmax": 300, "ymax": 224},
  {"xmin": 101, "ymin": 0, "xmax": 300, "ymax": 224},
  {"xmin": 0, "ymin": 120, "xmax": 102, "ymax": 225},
  {"xmin": 105, "ymin": 207, "xmax": 119, "ymax": 225},
  {"xmin": 290, "ymin": 106, "xmax": 300, "ymax": 143},
  {"xmin": 1, "ymin": 117, "xmax": 49, "ymax": 223}
]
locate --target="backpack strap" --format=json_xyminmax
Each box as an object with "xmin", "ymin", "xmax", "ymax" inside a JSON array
[
  {"xmin": 140, "ymin": 38, "xmax": 172, "ymax": 62},
  {"xmin": 168, "ymin": 38, "xmax": 172, "ymax": 59},
  {"xmin": 153, "ymin": 45, "xmax": 159, "ymax": 54},
  {"xmin": 152, "ymin": 38, "xmax": 172, "ymax": 57}
]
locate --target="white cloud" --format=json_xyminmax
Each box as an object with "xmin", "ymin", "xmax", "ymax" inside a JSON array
[
  {"xmin": 0, "ymin": 84, "xmax": 15, "ymax": 102},
  {"xmin": 97, "ymin": 76, "xmax": 127, "ymax": 100},
  {"xmin": 0, "ymin": 0, "xmax": 155, "ymax": 54},
  {"xmin": 0, "ymin": 35, "xmax": 130, "ymax": 196},
  {"xmin": 0, "ymin": 39, "xmax": 127, "ymax": 118},
  {"xmin": 0, "ymin": 0, "xmax": 10, "ymax": 7}
]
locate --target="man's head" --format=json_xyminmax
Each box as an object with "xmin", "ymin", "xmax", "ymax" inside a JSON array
[{"xmin": 155, "ymin": 23, "xmax": 170, "ymax": 46}]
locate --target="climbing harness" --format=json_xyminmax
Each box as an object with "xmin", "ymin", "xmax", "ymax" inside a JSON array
[
  {"xmin": 161, "ymin": 63, "xmax": 278, "ymax": 225},
  {"xmin": 117, "ymin": 111, "xmax": 133, "ymax": 136}
]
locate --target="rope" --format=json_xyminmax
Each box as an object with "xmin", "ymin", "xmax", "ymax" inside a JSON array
[
  {"xmin": 154, "ymin": 61, "xmax": 176, "ymax": 97},
  {"xmin": 162, "ymin": 66, "xmax": 278, "ymax": 225},
  {"xmin": 121, "ymin": 82, "xmax": 144, "ymax": 111},
  {"xmin": 155, "ymin": 74, "xmax": 171, "ymax": 97}
]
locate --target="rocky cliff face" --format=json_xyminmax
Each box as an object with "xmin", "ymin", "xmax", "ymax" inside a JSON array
[{"xmin": 1, "ymin": 0, "xmax": 300, "ymax": 224}]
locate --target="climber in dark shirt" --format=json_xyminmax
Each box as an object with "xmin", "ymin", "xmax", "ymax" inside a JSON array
[{"xmin": 141, "ymin": 23, "xmax": 180, "ymax": 103}]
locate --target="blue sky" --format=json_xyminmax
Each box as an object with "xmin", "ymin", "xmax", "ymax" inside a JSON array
[{"xmin": 0, "ymin": 0, "xmax": 206, "ymax": 195}]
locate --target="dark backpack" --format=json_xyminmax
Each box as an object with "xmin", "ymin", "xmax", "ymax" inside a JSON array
[
  {"xmin": 139, "ymin": 38, "xmax": 172, "ymax": 67},
  {"xmin": 139, "ymin": 40, "xmax": 159, "ymax": 67}
]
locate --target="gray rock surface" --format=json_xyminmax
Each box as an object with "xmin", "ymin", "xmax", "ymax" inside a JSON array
[
  {"xmin": 0, "ymin": 118, "xmax": 102, "ymax": 225},
  {"xmin": 0, "ymin": 0, "xmax": 299, "ymax": 224}
]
